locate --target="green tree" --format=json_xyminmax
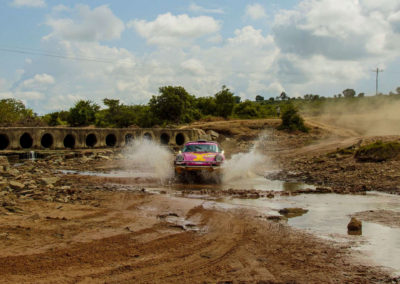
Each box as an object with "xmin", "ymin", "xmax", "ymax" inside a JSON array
[
  {"xmin": 195, "ymin": 96, "xmax": 217, "ymax": 116},
  {"xmin": 0, "ymin": 98, "xmax": 34, "ymax": 125},
  {"xmin": 215, "ymin": 85, "xmax": 235, "ymax": 118},
  {"xmin": 357, "ymin": 92, "xmax": 365, "ymax": 98},
  {"xmin": 343, "ymin": 89, "xmax": 356, "ymax": 98},
  {"xmin": 67, "ymin": 100, "xmax": 99, "ymax": 126},
  {"xmin": 255, "ymin": 95, "xmax": 264, "ymax": 102},
  {"xmin": 149, "ymin": 86, "xmax": 199, "ymax": 124},
  {"xmin": 279, "ymin": 91, "xmax": 288, "ymax": 100}
]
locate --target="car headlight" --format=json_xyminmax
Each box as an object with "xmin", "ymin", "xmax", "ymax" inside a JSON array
[
  {"xmin": 215, "ymin": 154, "xmax": 223, "ymax": 162},
  {"xmin": 176, "ymin": 154, "xmax": 184, "ymax": 162}
]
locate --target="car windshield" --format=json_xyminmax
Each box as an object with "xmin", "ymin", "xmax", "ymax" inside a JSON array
[{"xmin": 183, "ymin": 144, "xmax": 219, "ymax": 153}]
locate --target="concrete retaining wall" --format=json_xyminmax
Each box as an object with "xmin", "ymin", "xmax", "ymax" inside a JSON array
[{"xmin": 0, "ymin": 127, "xmax": 201, "ymax": 150}]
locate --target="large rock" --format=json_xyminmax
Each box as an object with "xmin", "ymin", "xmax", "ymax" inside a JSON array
[
  {"xmin": 347, "ymin": 217, "xmax": 362, "ymax": 231},
  {"xmin": 206, "ymin": 130, "xmax": 219, "ymax": 139}
]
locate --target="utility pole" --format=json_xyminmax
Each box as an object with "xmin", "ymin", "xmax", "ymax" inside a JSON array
[{"xmin": 372, "ymin": 68, "xmax": 384, "ymax": 96}]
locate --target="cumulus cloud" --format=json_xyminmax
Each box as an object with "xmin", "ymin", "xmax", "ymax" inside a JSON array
[
  {"xmin": 189, "ymin": 3, "xmax": 224, "ymax": 14},
  {"xmin": 245, "ymin": 3, "xmax": 267, "ymax": 20},
  {"xmin": 22, "ymin": 73, "xmax": 55, "ymax": 88},
  {"xmin": 128, "ymin": 13, "xmax": 220, "ymax": 45},
  {"xmin": 181, "ymin": 59, "xmax": 206, "ymax": 75},
  {"xmin": 273, "ymin": 0, "xmax": 400, "ymax": 59},
  {"xmin": 11, "ymin": 0, "xmax": 45, "ymax": 8},
  {"xmin": 44, "ymin": 5, "xmax": 124, "ymax": 41}
]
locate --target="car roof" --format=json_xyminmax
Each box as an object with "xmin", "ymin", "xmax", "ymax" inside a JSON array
[{"xmin": 184, "ymin": 140, "xmax": 219, "ymax": 145}]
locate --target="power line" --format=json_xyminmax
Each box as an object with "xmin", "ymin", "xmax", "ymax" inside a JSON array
[
  {"xmin": 0, "ymin": 46, "xmax": 132, "ymax": 64},
  {"xmin": 372, "ymin": 67, "xmax": 384, "ymax": 96}
]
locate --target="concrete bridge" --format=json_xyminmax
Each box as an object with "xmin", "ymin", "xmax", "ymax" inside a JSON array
[{"xmin": 0, "ymin": 127, "xmax": 201, "ymax": 151}]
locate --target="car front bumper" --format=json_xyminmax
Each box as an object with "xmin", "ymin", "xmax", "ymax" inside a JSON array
[{"xmin": 174, "ymin": 164, "xmax": 222, "ymax": 174}]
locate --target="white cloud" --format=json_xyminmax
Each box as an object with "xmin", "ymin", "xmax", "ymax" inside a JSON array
[
  {"xmin": 52, "ymin": 4, "xmax": 69, "ymax": 13},
  {"xmin": 181, "ymin": 59, "xmax": 206, "ymax": 75},
  {"xmin": 11, "ymin": 0, "xmax": 45, "ymax": 8},
  {"xmin": 128, "ymin": 13, "xmax": 220, "ymax": 45},
  {"xmin": 245, "ymin": 3, "xmax": 267, "ymax": 20},
  {"xmin": 0, "ymin": 92, "xmax": 14, "ymax": 99},
  {"xmin": 15, "ymin": 91, "xmax": 44, "ymax": 100},
  {"xmin": 189, "ymin": 3, "xmax": 224, "ymax": 14},
  {"xmin": 22, "ymin": 73, "xmax": 55, "ymax": 88},
  {"xmin": 273, "ymin": 0, "xmax": 400, "ymax": 59},
  {"xmin": 45, "ymin": 5, "xmax": 124, "ymax": 42}
]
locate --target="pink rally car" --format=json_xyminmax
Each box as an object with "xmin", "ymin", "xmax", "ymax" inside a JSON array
[{"xmin": 174, "ymin": 140, "xmax": 225, "ymax": 182}]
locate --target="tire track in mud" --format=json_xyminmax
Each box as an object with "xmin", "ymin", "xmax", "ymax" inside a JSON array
[{"xmin": 0, "ymin": 194, "xmax": 392, "ymax": 284}]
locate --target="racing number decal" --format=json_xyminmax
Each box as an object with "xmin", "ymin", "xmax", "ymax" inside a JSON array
[{"xmin": 193, "ymin": 153, "xmax": 206, "ymax": 161}]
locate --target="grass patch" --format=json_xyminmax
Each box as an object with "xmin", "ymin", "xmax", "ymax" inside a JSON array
[{"xmin": 355, "ymin": 141, "xmax": 400, "ymax": 162}]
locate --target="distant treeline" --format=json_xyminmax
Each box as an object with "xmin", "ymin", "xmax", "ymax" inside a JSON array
[{"xmin": 1, "ymin": 85, "xmax": 400, "ymax": 127}]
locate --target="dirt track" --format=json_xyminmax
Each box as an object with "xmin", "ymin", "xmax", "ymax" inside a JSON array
[
  {"xmin": 1, "ymin": 118, "xmax": 400, "ymax": 283},
  {"xmin": 0, "ymin": 189, "xmax": 392, "ymax": 283}
]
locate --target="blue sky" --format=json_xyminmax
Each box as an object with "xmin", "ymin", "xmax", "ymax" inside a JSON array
[{"xmin": 0, "ymin": 0, "xmax": 399, "ymax": 114}]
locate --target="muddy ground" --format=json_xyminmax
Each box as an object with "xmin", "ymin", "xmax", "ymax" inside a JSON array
[{"xmin": 1, "ymin": 118, "xmax": 400, "ymax": 283}]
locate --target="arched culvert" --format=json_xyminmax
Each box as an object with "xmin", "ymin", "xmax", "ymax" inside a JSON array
[
  {"xmin": 20, "ymin": 133, "xmax": 33, "ymax": 149},
  {"xmin": 86, "ymin": 134, "xmax": 97, "ymax": 147},
  {"xmin": 143, "ymin": 132, "xmax": 152, "ymax": 140},
  {"xmin": 106, "ymin": 134, "xmax": 117, "ymax": 147},
  {"xmin": 125, "ymin": 134, "xmax": 134, "ymax": 145},
  {"xmin": 63, "ymin": 134, "xmax": 75, "ymax": 149},
  {"xmin": 175, "ymin": 133, "xmax": 185, "ymax": 146},
  {"xmin": 160, "ymin": 133, "xmax": 170, "ymax": 145},
  {"xmin": 41, "ymin": 133, "xmax": 53, "ymax": 148},
  {"xmin": 0, "ymin": 134, "xmax": 9, "ymax": 150}
]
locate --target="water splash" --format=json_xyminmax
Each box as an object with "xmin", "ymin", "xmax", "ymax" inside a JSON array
[
  {"xmin": 121, "ymin": 139, "xmax": 174, "ymax": 182},
  {"xmin": 222, "ymin": 133, "xmax": 271, "ymax": 183}
]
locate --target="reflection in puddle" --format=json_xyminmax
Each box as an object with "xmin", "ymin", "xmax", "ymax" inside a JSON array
[{"xmin": 223, "ymin": 192, "xmax": 400, "ymax": 275}]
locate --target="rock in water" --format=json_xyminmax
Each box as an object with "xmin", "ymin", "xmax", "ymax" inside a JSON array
[{"xmin": 347, "ymin": 217, "xmax": 362, "ymax": 231}]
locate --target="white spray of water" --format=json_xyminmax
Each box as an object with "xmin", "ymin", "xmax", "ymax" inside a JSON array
[
  {"xmin": 222, "ymin": 133, "xmax": 271, "ymax": 183},
  {"xmin": 121, "ymin": 139, "xmax": 174, "ymax": 182}
]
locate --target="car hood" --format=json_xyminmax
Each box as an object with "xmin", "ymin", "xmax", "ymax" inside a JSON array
[{"xmin": 182, "ymin": 152, "xmax": 218, "ymax": 162}]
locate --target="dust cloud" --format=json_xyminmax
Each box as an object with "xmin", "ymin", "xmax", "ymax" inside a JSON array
[
  {"xmin": 307, "ymin": 98, "xmax": 400, "ymax": 136},
  {"xmin": 122, "ymin": 139, "xmax": 174, "ymax": 182}
]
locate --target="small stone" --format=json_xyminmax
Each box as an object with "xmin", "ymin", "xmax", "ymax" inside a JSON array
[
  {"xmin": 9, "ymin": 181, "xmax": 25, "ymax": 191},
  {"xmin": 7, "ymin": 169, "xmax": 20, "ymax": 177},
  {"xmin": 266, "ymin": 193, "xmax": 275, "ymax": 198},
  {"xmin": 41, "ymin": 177, "xmax": 60, "ymax": 186},
  {"xmin": 0, "ymin": 156, "xmax": 9, "ymax": 168}
]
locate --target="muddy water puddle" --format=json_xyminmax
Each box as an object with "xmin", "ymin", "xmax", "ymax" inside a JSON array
[{"xmin": 221, "ymin": 192, "xmax": 400, "ymax": 275}]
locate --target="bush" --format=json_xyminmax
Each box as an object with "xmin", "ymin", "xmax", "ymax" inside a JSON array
[
  {"xmin": 355, "ymin": 141, "xmax": 400, "ymax": 162},
  {"xmin": 278, "ymin": 104, "xmax": 309, "ymax": 132}
]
